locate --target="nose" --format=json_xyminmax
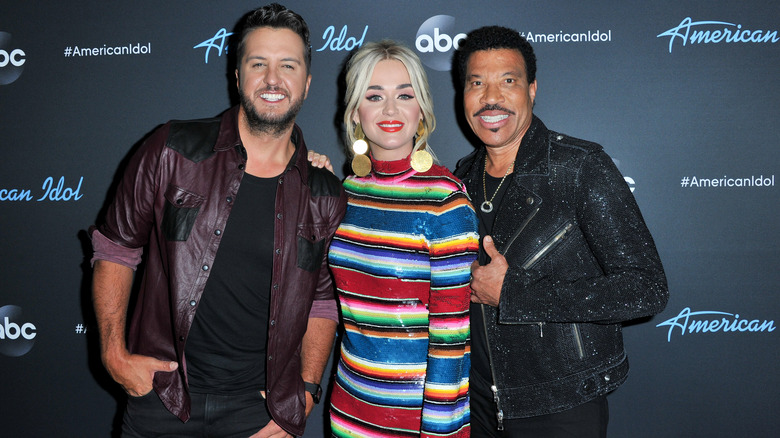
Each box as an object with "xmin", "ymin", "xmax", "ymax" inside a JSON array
[
  {"xmin": 382, "ymin": 98, "xmax": 398, "ymax": 116},
  {"xmin": 264, "ymin": 66, "xmax": 280, "ymax": 86},
  {"xmin": 481, "ymin": 83, "xmax": 503, "ymax": 105}
]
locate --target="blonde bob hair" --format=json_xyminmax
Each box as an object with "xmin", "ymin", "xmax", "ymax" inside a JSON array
[{"xmin": 343, "ymin": 40, "xmax": 436, "ymax": 161}]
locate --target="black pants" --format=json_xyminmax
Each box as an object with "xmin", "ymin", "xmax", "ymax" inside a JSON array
[
  {"xmin": 470, "ymin": 372, "xmax": 609, "ymax": 438},
  {"xmin": 121, "ymin": 390, "xmax": 272, "ymax": 438}
]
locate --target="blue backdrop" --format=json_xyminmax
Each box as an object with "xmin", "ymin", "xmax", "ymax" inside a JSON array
[{"xmin": 1, "ymin": 1, "xmax": 777, "ymax": 436}]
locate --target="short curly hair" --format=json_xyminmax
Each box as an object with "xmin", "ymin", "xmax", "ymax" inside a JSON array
[{"xmin": 455, "ymin": 26, "xmax": 536, "ymax": 86}]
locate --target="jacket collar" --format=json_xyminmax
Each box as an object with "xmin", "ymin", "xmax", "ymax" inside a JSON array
[
  {"xmin": 460, "ymin": 114, "xmax": 550, "ymax": 184},
  {"xmin": 214, "ymin": 106, "xmax": 241, "ymax": 152},
  {"xmin": 511, "ymin": 115, "xmax": 549, "ymax": 177},
  {"xmin": 287, "ymin": 125, "xmax": 310, "ymax": 184},
  {"xmin": 215, "ymin": 106, "xmax": 309, "ymax": 183}
]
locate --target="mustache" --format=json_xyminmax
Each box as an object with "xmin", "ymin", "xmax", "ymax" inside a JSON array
[
  {"xmin": 474, "ymin": 104, "xmax": 515, "ymax": 117},
  {"xmin": 256, "ymin": 86, "xmax": 286, "ymax": 95}
]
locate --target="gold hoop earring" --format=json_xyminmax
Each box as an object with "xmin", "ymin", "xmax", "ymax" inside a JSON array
[
  {"xmin": 410, "ymin": 120, "xmax": 432, "ymax": 173},
  {"xmin": 351, "ymin": 123, "xmax": 371, "ymax": 177}
]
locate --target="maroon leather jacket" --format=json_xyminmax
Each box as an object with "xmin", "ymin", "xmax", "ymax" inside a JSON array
[{"xmin": 90, "ymin": 106, "xmax": 347, "ymax": 435}]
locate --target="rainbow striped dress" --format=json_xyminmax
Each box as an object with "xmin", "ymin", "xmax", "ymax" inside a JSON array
[{"xmin": 328, "ymin": 157, "xmax": 479, "ymax": 438}]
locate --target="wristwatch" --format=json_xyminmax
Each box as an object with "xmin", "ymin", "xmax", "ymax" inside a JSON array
[{"xmin": 304, "ymin": 381, "xmax": 322, "ymax": 404}]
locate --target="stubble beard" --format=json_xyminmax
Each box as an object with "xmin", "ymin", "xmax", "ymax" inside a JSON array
[{"xmin": 240, "ymin": 87, "xmax": 305, "ymax": 137}]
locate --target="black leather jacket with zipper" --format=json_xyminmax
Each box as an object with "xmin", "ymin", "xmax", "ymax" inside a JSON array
[{"xmin": 454, "ymin": 115, "xmax": 668, "ymax": 421}]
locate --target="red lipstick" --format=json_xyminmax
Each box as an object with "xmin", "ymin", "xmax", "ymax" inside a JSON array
[{"xmin": 377, "ymin": 120, "xmax": 404, "ymax": 133}]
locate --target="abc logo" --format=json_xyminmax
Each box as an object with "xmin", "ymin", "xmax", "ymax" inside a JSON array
[
  {"xmin": 415, "ymin": 15, "xmax": 466, "ymax": 72},
  {"xmin": 612, "ymin": 158, "xmax": 636, "ymax": 193},
  {"xmin": 0, "ymin": 305, "xmax": 37, "ymax": 357},
  {"xmin": 0, "ymin": 32, "xmax": 26, "ymax": 85},
  {"xmin": 624, "ymin": 176, "xmax": 636, "ymax": 193},
  {"xmin": 0, "ymin": 48, "xmax": 25, "ymax": 67}
]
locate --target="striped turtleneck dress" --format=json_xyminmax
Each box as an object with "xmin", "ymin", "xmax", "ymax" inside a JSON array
[{"xmin": 328, "ymin": 156, "xmax": 479, "ymax": 438}]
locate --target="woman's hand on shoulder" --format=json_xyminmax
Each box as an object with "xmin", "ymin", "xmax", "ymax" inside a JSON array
[{"xmin": 307, "ymin": 150, "xmax": 334, "ymax": 174}]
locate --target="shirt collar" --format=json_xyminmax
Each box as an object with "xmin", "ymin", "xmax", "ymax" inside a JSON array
[{"xmin": 216, "ymin": 106, "xmax": 309, "ymax": 183}]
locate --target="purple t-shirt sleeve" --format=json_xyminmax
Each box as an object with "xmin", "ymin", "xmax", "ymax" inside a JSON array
[
  {"xmin": 309, "ymin": 297, "xmax": 338, "ymax": 322},
  {"xmin": 89, "ymin": 227, "xmax": 143, "ymax": 270}
]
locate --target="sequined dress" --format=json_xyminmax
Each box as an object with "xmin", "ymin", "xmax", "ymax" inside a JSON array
[{"xmin": 328, "ymin": 157, "xmax": 479, "ymax": 437}]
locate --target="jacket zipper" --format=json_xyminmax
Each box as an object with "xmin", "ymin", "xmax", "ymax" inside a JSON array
[
  {"xmin": 516, "ymin": 220, "xmax": 582, "ymax": 358},
  {"xmin": 479, "ymin": 206, "xmax": 540, "ymax": 430},
  {"xmin": 499, "ymin": 207, "xmax": 539, "ymax": 256},
  {"xmin": 480, "ymin": 303, "xmax": 505, "ymax": 430},
  {"xmin": 506, "ymin": 222, "xmax": 574, "ymax": 339},
  {"xmin": 521, "ymin": 222, "xmax": 574, "ymax": 270},
  {"xmin": 572, "ymin": 323, "xmax": 586, "ymax": 359}
]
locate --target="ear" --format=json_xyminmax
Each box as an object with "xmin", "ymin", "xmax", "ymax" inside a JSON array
[
  {"xmin": 529, "ymin": 79, "xmax": 538, "ymax": 103},
  {"xmin": 303, "ymin": 74, "xmax": 312, "ymax": 99},
  {"xmin": 351, "ymin": 109, "xmax": 360, "ymax": 126},
  {"xmin": 235, "ymin": 69, "xmax": 240, "ymax": 89}
]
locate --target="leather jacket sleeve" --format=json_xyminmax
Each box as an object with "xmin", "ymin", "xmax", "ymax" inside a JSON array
[
  {"xmin": 311, "ymin": 169, "xmax": 348, "ymax": 315},
  {"xmin": 95, "ymin": 123, "xmax": 170, "ymax": 254}
]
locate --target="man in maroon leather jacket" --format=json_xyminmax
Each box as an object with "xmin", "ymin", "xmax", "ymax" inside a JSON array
[{"xmin": 89, "ymin": 4, "xmax": 346, "ymax": 437}]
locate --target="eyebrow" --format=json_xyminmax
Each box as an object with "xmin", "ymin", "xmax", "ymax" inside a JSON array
[
  {"xmin": 366, "ymin": 83, "xmax": 414, "ymax": 91},
  {"xmin": 468, "ymin": 71, "xmax": 522, "ymax": 79},
  {"xmin": 245, "ymin": 55, "xmax": 302, "ymax": 64}
]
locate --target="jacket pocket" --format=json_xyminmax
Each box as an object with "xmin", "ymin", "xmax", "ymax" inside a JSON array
[
  {"xmin": 162, "ymin": 184, "xmax": 204, "ymax": 241},
  {"xmin": 297, "ymin": 224, "xmax": 328, "ymax": 272},
  {"xmin": 521, "ymin": 221, "xmax": 574, "ymax": 270}
]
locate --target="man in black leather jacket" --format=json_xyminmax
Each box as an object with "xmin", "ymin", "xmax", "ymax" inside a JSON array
[{"xmin": 453, "ymin": 26, "xmax": 669, "ymax": 437}]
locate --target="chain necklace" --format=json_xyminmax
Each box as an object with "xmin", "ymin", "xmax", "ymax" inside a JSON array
[{"xmin": 480, "ymin": 158, "xmax": 514, "ymax": 213}]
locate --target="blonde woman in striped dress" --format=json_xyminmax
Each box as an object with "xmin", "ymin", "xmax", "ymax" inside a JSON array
[{"xmin": 328, "ymin": 40, "xmax": 479, "ymax": 438}]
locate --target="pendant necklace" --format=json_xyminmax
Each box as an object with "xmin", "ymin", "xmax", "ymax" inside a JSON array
[{"xmin": 481, "ymin": 158, "xmax": 514, "ymax": 213}]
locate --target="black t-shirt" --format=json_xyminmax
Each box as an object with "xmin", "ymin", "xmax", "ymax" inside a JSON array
[
  {"xmin": 471, "ymin": 170, "xmax": 512, "ymax": 382},
  {"xmin": 186, "ymin": 173, "xmax": 278, "ymax": 394}
]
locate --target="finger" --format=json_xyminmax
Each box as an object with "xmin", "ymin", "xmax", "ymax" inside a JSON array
[
  {"xmin": 482, "ymin": 235, "xmax": 500, "ymax": 257},
  {"xmin": 126, "ymin": 386, "xmax": 153, "ymax": 397},
  {"xmin": 308, "ymin": 151, "xmax": 325, "ymax": 167},
  {"xmin": 470, "ymin": 262, "xmax": 484, "ymax": 283},
  {"xmin": 323, "ymin": 157, "xmax": 333, "ymax": 168},
  {"xmin": 148, "ymin": 358, "xmax": 178, "ymax": 372}
]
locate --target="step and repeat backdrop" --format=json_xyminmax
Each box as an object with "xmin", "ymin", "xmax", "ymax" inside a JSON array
[{"xmin": 1, "ymin": 1, "xmax": 777, "ymax": 436}]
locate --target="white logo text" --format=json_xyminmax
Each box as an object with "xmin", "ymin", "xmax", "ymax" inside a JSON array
[
  {"xmin": 658, "ymin": 17, "xmax": 779, "ymax": 53},
  {"xmin": 657, "ymin": 307, "xmax": 776, "ymax": 342}
]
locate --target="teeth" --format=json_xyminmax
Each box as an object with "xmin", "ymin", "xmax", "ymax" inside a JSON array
[
  {"xmin": 261, "ymin": 93, "xmax": 285, "ymax": 101},
  {"xmin": 480, "ymin": 114, "xmax": 508, "ymax": 123},
  {"xmin": 379, "ymin": 123, "xmax": 403, "ymax": 128}
]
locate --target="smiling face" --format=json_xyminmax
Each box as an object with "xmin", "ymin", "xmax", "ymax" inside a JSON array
[
  {"xmin": 463, "ymin": 48, "xmax": 537, "ymax": 152},
  {"xmin": 236, "ymin": 27, "xmax": 311, "ymax": 136},
  {"xmin": 353, "ymin": 59, "xmax": 422, "ymax": 161}
]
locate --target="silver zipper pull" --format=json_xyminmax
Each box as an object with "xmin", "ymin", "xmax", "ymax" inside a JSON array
[
  {"xmin": 490, "ymin": 385, "xmax": 499, "ymax": 403},
  {"xmin": 491, "ymin": 385, "xmax": 504, "ymax": 430},
  {"xmin": 539, "ymin": 322, "xmax": 544, "ymax": 337}
]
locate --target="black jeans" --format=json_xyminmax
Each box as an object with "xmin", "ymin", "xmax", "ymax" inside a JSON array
[
  {"xmin": 121, "ymin": 390, "xmax": 272, "ymax": 438},
  {"xmin": 470, "ymin": 372, "xmax": 609, "ymax": 438}
]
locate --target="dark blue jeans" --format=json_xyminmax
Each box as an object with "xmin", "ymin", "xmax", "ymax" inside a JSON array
[
  {"xmin": 470, "ymin": 372, "xmax": 609, "ymax": 438},
  {"xmin": 121, "ymin": 390, "xmax": 272, "ymax": 438}
]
